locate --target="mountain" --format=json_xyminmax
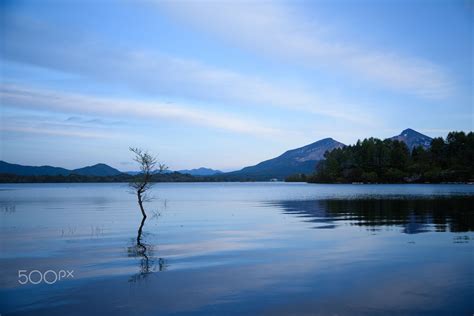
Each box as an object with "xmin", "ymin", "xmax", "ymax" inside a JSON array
[
  {"xmin": 221, "ymin": 138, "xmax": 345, "ymax": 180},
  {"xmin": 0, "ymin": 161, "xmax": 70, "ymax": 176},
  {"xmin": 389, "ymin": 128, "xmax": 432, "ymax": 150},
  {"xmin": 72, "ymin": 163, "xmax": 122, "ymax": 176},
  {"xmin": 177, "ymin": 167, "xmax": 223, "ymax": 176},
  {"xmin": 124, "ymin": 171, "xmax": 141, "ymax": 176},
  {"xmin": 0, "ymin": 161, "xmax": 122, "ymax": 177}
]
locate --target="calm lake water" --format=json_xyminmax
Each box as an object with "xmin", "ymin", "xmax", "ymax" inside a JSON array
[{"xmin": 0, "ymin": 183, "xmax": 473, "ymax": 315}]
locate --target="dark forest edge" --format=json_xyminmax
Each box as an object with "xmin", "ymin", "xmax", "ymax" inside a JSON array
[
  {"xmin": 0, "ymin": 171, "xmax": 258, "ymax": 183},
  {"xmin": 0, "ymin": 171, "xmax": 269, "ymax": 183},
  {"xmin": 289, "ymin": 131, "xmax": 473, "ymax": 184},
  {"xmin": 0, "ymin": 172, "xmax": 215, "ymax": 183}
]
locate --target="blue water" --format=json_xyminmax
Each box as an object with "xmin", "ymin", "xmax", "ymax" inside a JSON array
[{"xmin": 0, "ymin": 183, "xmax": 473, "ymax": 315}]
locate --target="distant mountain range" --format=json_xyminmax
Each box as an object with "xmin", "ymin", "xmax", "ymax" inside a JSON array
[
  {"xmin": 0, "ymin": 128, "xmax": 433, "ymax": 180},
  {"xmin": 0, "ymin": 161, "xmax": 122, "ymax": 177},
  {"xmin": 124, "ymin": 167, "xmax": 222, "ymax": 176},
  {"xmin": 177, "ymin": 167, "xmax": 223, "ymax": 176}
]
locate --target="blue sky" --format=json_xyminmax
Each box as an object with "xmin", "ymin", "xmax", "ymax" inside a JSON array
[{"xmin": 0, "ymin": 0, "xmax": 472, "ymax": 171}]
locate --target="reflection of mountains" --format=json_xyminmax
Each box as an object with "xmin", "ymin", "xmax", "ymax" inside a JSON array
[{"xmin": 272, "ymin": 197, "xmax": 473, "ymax": 234}]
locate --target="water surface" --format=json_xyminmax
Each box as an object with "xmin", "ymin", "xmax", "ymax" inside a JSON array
[{"xmin": 0, "ymin": 183, "xmax": 473, "ymax": 315}]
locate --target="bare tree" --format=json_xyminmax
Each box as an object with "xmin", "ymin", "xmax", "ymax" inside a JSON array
[{"xmin": 129, "ymin": 147, "xmax": 167, "ymax": 218}]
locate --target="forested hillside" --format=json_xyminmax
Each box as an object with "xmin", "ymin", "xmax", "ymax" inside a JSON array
[{"xmin": 307, "ymin": 131, "xmax": 473, "ymax": 183}]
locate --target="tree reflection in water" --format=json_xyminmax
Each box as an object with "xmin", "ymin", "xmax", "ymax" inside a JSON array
[
  {"xmin": 272, "ymin": 196, "xmax": 474, "ymax": 234},
  {"xmin": 127, "ymin": 212, "xmax": 168, "ymax": 282}
]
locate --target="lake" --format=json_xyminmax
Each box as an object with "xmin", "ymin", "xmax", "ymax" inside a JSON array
[{"xmin": 0, "ymin": 183, "xmax": 473, "ymax": 315}]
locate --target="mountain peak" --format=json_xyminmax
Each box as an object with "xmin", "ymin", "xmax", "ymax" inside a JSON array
[
  {"xmin": 92, "ymin": 163, "xmax": 109, "ymax": 167},
  {"xmin": 400, "ymin": 128, "xmax": 423, "ymax": 137},
  {"xmin": 71, "ymin": 163, "xmax": 122, "ymax": 176},
  {"xmin": 224, "ymin": 137, "xmax": 345, "ymax": 180},
  {"xmin": 390, "ymin": 128, "xmax": 432, "ymax": 150}
]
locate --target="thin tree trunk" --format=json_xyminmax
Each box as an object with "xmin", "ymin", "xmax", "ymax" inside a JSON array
[
  {"xmin": 137, "ymin": 191, "xmax": 147, "ymax": 218},
  {"xmin": 136, "ymin": 215, "xmax": 147, "ymax": 245}
]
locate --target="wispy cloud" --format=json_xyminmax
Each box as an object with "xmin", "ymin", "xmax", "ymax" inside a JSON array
[
  {"xmin": 0, "ymin": 15, "xmax": 374, "ymax": 125},
  {"xmin": 64, "ymin": 116, "xmax": 123, "ymax": 126},
  {"xmin": 158, "ymin": 1, "xmax": 454, "ymax": 99},
  {"xmin": 0, "ymin": 125, "xmax": 112, "ymax": 139},
  {"xmin": 0, "ymin": 84, "xmax": 282, "ymax": 137},
  {"xmin": 0, "ymin": 111, "xmax": 120, "ymax": 139}
]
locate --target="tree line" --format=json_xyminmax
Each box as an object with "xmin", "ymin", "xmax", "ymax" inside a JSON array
[
  {"xmin": 303, "ymin": 131, "xmax": 473, "ymax": 183},
  {"xmin": 0, "ymin": 172, "xmax": 208, "ymax": 183}
]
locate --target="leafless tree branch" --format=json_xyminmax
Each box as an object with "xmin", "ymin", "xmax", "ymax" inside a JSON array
[{"xmin": 129, "ymin": 147, "xmax": 167, "ymax": 218}]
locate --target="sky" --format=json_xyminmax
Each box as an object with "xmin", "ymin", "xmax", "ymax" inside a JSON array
[{"xmin": 0, "ymin": 0, "xmax": 472, "ymax": 171}]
